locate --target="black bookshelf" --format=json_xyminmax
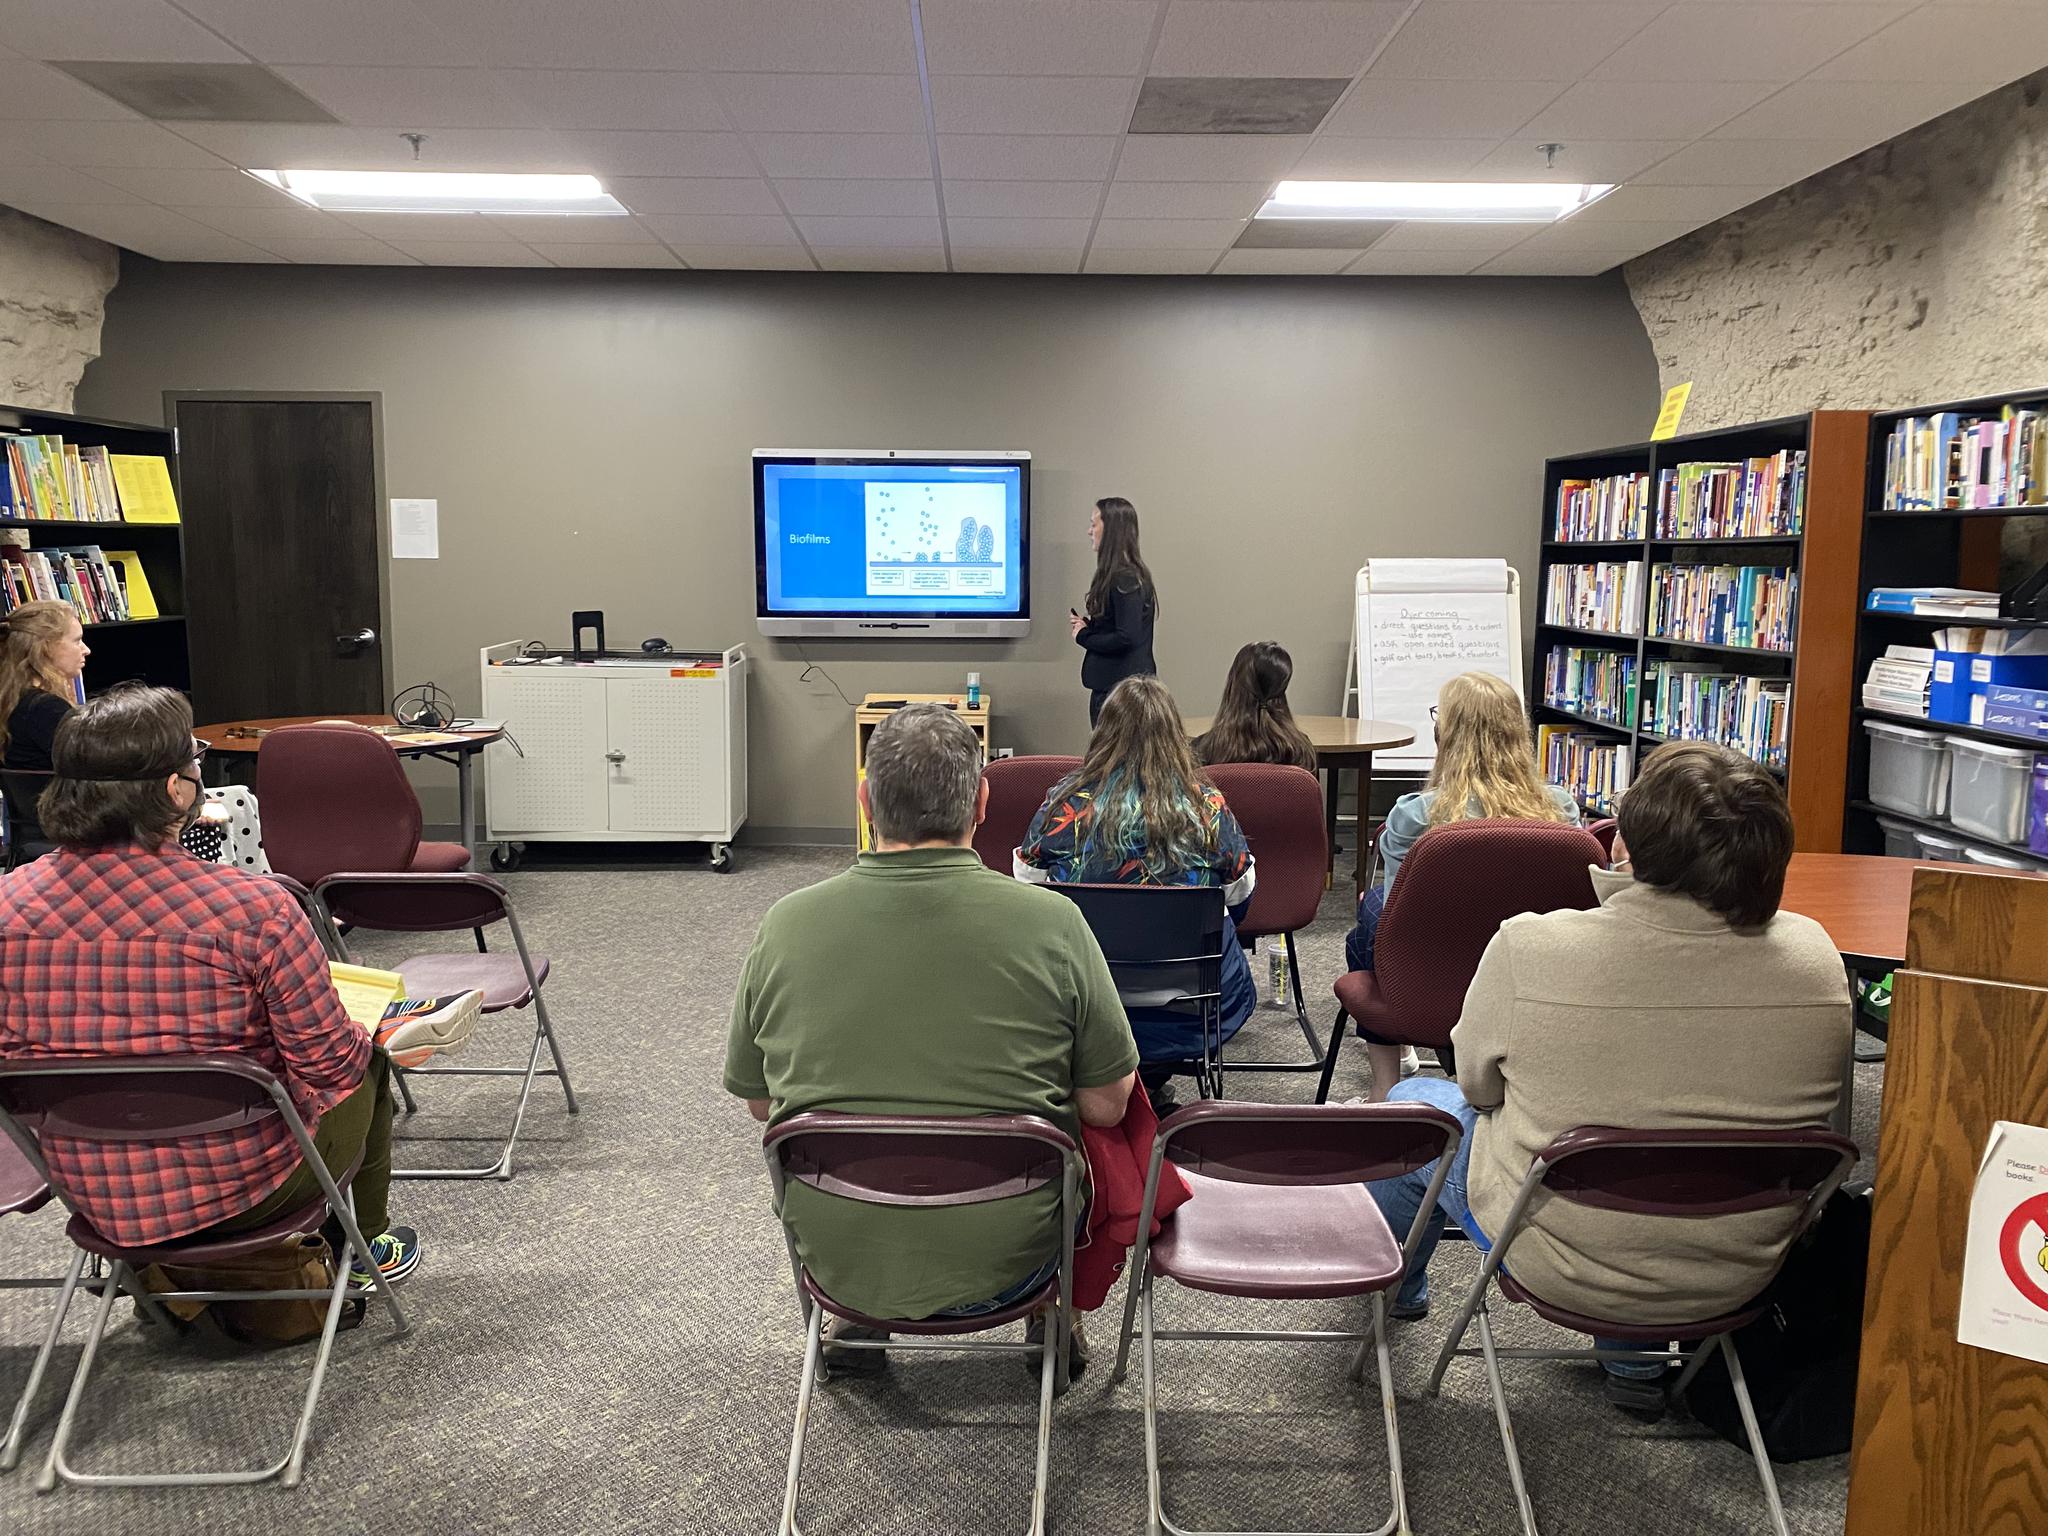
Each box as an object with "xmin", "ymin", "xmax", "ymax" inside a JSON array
[{"xmin": 0, "ymin": 403, "xmax": 187, "ymax": 697}]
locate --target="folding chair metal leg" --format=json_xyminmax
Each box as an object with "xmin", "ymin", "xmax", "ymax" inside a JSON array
[
  {"xmin": 1140, "ymin": 1279, "xmax": 1166, "ymax": 1536},
  {"xmin": 392, "ymin": 1063, "xmax": 419, "ymax": 1115},
  {"xmin": 1315, "ymin": 1009, "xmax": 1350, "ymax": 1105},
  {"xmin": 1367, "ymin": 1293, "xmax": 1412, "ymax": 1536},
  {"xmin": 778, "ymin": 1304, "xmax": 824, "ymax": 1536},
  {"xmin": 533, "ymin": 990, "xmax": 579, "ymax": 1115},
  {"xmin": 1670, "ymin": 1331, "xmax": 1721, "ymax": 1401},
  {"xmin": 1723, "ymin": 1335, "xmax": 1792, "ymax": 1536},
  {"xmin": 1, "ymin": 1249, "xmax": 88, "ymax": 1472},
  {"xmin": 1029, "ymin": 1301, "xmax": 1058, "ymax": 1536},
  {"xmin": 1475, "ymin": 1303, "xmax": 1540, "ymax": 1536},
  {"xmin": 392, "ymin": 1013, "xmax": 546, "ymax": 1180}
]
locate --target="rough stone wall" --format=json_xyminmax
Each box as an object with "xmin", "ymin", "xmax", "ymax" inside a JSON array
[{"xmin": 0, "ymin": 207, "xmax": 119, "ymax": 411}]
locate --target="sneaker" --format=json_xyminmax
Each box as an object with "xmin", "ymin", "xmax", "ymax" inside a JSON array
[
  {"xmin": 821, "ymin": 1316, "xmax": 891, "ymax": 1376},
  {"xmin": 1388, "ymin": 1296, "xmax": 1430, "ymax": 1323},
  {"xmin": 1601, "ymin": 1367, "xmax": 1674, "ymax": 1419},
  {"xmin": 375, "ymin": 990, "xmax": 483, "ymax": 1067},
  {"xmin": 348, "ymin": 1226, "xmax": 422, "ymax": 1288},
  {"xmin": 1400, "ymin": 1045, "xmax": 1422, "ymax": 1078}
]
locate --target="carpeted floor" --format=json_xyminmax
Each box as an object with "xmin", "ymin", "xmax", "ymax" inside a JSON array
[{"xmin": 0, "ymin": 846, "xmax": 1877, "ymax": 1535}]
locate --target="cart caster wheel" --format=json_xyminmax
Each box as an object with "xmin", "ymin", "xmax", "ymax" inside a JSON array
[
  {"xmin": 490, "ymin": 842, "xmax": 525, "ymax": 872},
  {"xmin": 710, "ymin": 844, "xmax": 735, "ymax": 874}
]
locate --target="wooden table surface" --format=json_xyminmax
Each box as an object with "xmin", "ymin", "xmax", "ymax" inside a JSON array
[
  {"xmin": 1781, "ymin": 850, "xmax": 2046, "ymax": 968},
  {"xmin": 1184, "ymin": 713, "xmax": 1416, "ymax": 757},
  {"xmin": 193, "ymin": 713, "xmax": 502, "ymax": 753}
]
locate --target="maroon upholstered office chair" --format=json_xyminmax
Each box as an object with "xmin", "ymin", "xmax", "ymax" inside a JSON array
[
  {"xmin": 1585, "ymin": 816, "xmax": 1619, "ymax": 859},
  {"xmin": 258, "ymin": 724, "xmax": 470, "ymax": 888},
  {"xmin": 972, "ymin": 754, "xmax": 1080, "ymax": 874},
  {"xmin": 1110, "ymin": 1100, "xmax": 1463, "ymax": 1536},
  {"xmin": 1324, "ymin": 819, "xmax": 1606, "ymax": 1100},
  {"xmin": 1205, "ymin": 763, "xmax": 1333, "ymax": 1089},
  {"xmin": 1426, "ymin": 1125, "xmax": 1858, "ymax": 1536},
  {"xmin": 0, "ymin": 1054, "xmax": 409, "ymax": 1493},
  {"xmin": 762, "ymin": 1111, "xmax": 1084, "ymax": 1536}
]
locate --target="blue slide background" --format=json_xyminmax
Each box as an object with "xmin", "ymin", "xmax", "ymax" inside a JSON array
[{"xmin": 758, "ymin": 460, "xmax": 1025, "ymax": 615}]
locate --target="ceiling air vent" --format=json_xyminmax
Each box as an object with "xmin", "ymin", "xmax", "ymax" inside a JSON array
[
  {"xmin": 1129, "ymin": 77, "xmax": 1349, "ymax": 136},
  {"xmin": 51, "ymin": 62, "xmax": 339, "ymax": 124}
]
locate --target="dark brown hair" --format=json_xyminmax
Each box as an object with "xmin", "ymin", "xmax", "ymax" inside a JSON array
[
  {"xmin": 39, "ymin": 684, "xmax": 196, "ymax": 850},
  {"xmin": 1618, "ymin": 741, "xmax": 1792, "ymax": 929},
  {"xmin": 1086, "ymin": 496, "xmax": 1159, "ymax": 622},
  {"xmin": 1194, "ymin": 640, "xmax": 1316, "ymax": 772}
]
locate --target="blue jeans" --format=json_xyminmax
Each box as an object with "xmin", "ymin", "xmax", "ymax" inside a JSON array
[
  {"xmin": 1344, "ymin": 883, "xmax": 1385, "ymax": 973},
  {"xmin": 1366, "ymin": 1077, "xmax": 1663, "ymax": 1380}
]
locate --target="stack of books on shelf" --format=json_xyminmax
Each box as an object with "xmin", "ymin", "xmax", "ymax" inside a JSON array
[
  {"xmin": 1543, "ymin": 643, "xmax": 1636, "ymax": 725},
  {"xmin": 1862, "ymin": 645, "xmax": 1933, "ymax": 718},
  {"xmin": 0, "ymin": 436, "xmax": 180, "ymax": 524},
  {"xmin": 1643, "ymin": 662, "xmax": 1790, "ymax": 769},
  {"xmin": 0, "ymin": 543, "xmax": 132, "ymax": 622},
  {"xmin": 1654, "ymin": 452, "xmax": 1807, "ymax": 539},
  {"xmin": 1865, "ymin": 586, "xmax": 2000, "ymax": 620},
  {"xmin": 1882, "ymin": 407, "xmax": 2048, "ymax": 510},
  {"xmin": 1543, "ymin": 559, "xmax": 1643, "ymax": 635},
  {"xmin": 1553, "ymin": 472, "xmax": 1650, "ymax": 541},
  {"xmin": 1538, "ymin": 725, "xmax": 1630, "ymax": 815},
  {"xmin": 1647, "ymin": 563, "xmax": 1798, "ymax": 651}
]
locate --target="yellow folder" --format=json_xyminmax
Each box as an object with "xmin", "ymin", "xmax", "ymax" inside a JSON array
[
  {"xmin": 100, "ymin": 550, "xmax": 156, "ymax": 618},
  {"xmin": 108, "ymin": 454, "xmax": 180, "ymax": 523}
]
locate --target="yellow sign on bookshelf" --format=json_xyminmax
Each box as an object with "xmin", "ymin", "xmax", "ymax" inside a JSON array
[
  {"xmin": 100, "ymin": 550, "xmax": 156, "ymax": 618},
  {"xmin": 108, "ymin": 454, "xmax": 180, "ymax": 523},
  {"xmin": 1651, "ymin": 382, "xmax": 1694, "ymax": 442}
]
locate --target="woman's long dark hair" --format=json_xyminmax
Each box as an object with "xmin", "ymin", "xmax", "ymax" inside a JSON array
[
  {"xmin": 1085, "ymin": 496, "xmax": 1158, "ymax": 622},
  {"xmin": 1195, "ymin": 641, "xmax": 1316, "ymax": 772}
]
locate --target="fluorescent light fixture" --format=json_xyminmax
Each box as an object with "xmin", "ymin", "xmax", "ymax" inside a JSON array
[
  {"xmin": 1257, "ymin": 180, "xmax": 1613, "ymax": 223},
  {"xmin": 247, "ymin": 169, "xmax": 627, "ymax": 215}
]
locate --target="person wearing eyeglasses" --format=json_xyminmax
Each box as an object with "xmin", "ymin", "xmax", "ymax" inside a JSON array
[{"xmin": 0, "ymin": 599, "xmax": 90, "ymax": 865}]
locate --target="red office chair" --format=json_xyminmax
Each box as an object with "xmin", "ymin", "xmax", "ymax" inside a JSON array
[
  {"xmin": 972, "ymin": 755, "xmax": 1080, "ymax": 874},
  {"xmin": 258, "ymin": 724, "xmax": 471, "ymax": 887},
  {"xmin": 1585, "ymin": 816, "xmax": 1619, "ymax": 859},
  {"xmin": 1205, "ymin": 763, "xmax": 1335, "ymax": 1089},
  {"xmin": 1426, "ymin": 1126, "xmax": 1858, "ymax": 1536},
  {"xmin": 1324, "ymin": 819, "xmax": 1605, "ymax": 1101}
]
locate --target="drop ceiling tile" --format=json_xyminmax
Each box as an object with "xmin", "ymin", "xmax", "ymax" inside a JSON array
[
  {"xmin": 1093, "ymin": 217, "xmax": 1249, "ymax": 249},
  {"xmin": 1214, "ymin": 247, "xmax": 1362, "ymax": 274},
  {"xmin": 1514, "ymin": 81, "xmax": 1773, "ymax": 140},
  {"xmin": 170, "ymin": 203, "xmax": 351, "ymax": 240},
  {"xmin": 670, "ymin": 244, "xmax": 817, "ymax": 269},
  {"xmin": 1531, "ymin": 215, "xmax": 1699, "ymax": 251},
  {"xmin": 710, "ymin": 73, "xmax": 928, "ymax": 135},
  {"xmin": 609, "ymin": 177, "xmax": 784, "ymax": 215},
  {"xmin": 178, "ymin": 123, "xmax": 593, "ymax": 172},
  {"xmin": 1472, "ymin": 247, "xmax": 1637, "ymax": 276},
  {"xmin": 638, "ymin": 213, "xmax": 802, "ymax": 245},
  {"xmin": 336, "ymin": 211, "xmax": 519, "ymax": 241},
  {"xmin": 1711, "ymin": 80, "xmax": 1985, "ymax": 142},
  {"xmin": 954, "ymin": 249, "xmax": 1084, "ymax": 273},
  {"xmin": 1569, "ymin": 182, "xmax": 1774, "ymax": 221},
  {"xmin": 1367, "ymin": 4, "xmax": 1664, "ymax": 81},
  {"xmin": 634, "ymin": 0, "xmax": 915, "ymax": 73},
  {"xmin": 252, "ymin": 236, "xmax": 420, "ymax": 264},
  {"xmin": 274, "ymin": 67, "xmax": 540, "ymax": 129},
  {"xmin": 1343, "ymin": 248, "xmax": 1486, "ymax": 274},
  {"xmin": 946, "ymin": 215, "xmax": 1091, "ymax": 249},
  {"xmin": 776, "ymin": 178, "xmax": 939, "ymax": 215},
  {"xmin": 386, "ymin": 238, "xmax": 554, "ymax": 266},
  {"xmin": 36, "ymin": 202, "xmax": 240, "ymax": 251},
  {"xmin": 748, "ymin": 133, "xmax": 933, "ymax": 179},
  {"xmin": 173, "ymin": 0, "xmax": 475, "ymax": 66},
  {"xmin": 524, "ymin": 242, "xmax": 683, "ymax": 267},
  {"xmin": 0, "ymin": 0, "xmax": 243, "ymax": 63},
  {"xmin": 1286, "ymin": 136, "xmax": 1496, "ymax": 177},
  {"xmin": 1466, "ymin": 139, "xmax": 1689, "ymax": 182},
  {"xmin": 0, "ymin": 168, "xmax": 147, "ymax": 205},
  {"xmin": 921, "ymin": 1, "xmax": 1161, "ymax": 76},
  {"xmin": 942, "ymin": 180, "xmax": 1100, "ymax": 218},
  {"xmin": 795, "ymin": 213, "xmax": 944, "ymax": 246},
  {"xmin": 141, "ymin": 236, "xmax": 287, "ymax": 262},
  {"xmin": 929, "ymin": 75, "xmax": 1137, "ymax": 137},
  {"xmin": 1084, "ymin": 247, "xmax": 1223, "ymax": 273},
  {"xmin": 0, "ymin": 119, "xmax": 224, "ymax": 169},
  {"xmin": 1321, "ymin": 78, "xmax": 1564, "ymax": 138},
  {"xmin": 1102, "ymin": 180, "xmax": 1268, "ymax": 218},
  {"xmin": 0, "ymin": 60, "xmax": 141, "ymax": 120},
  {"xmin": 483, "ymin": 212, "xmax": 655, "ymax": 243},
  {"xmin": 1152, "ymin": 2, "xmax": 1410, "ymax": 77},
  {"xmin": 1369, "ymin": 221, "xmax": 1543, "ymax": 252},
  {"xmin": 489, "ymin": 71, "xmax": 729, "ymax": 132},
  {"xmin": 553, "ymin": 131, "xmax": 755, "ymax": 177},
  {"xmin": 1112, "ymin": 135, "xmax": 1309, "ymax": 181},
  {"xmin": 1592, "ymin": 3, "xmax": 1908, "ymax": 82},
  {"xmin": 938, "ymin": 134, "xmax": 1120, "ymax": 180},
  {"xmin": 1815, "ymin": 6, "xmax": 2048, "ymax": 82},
  {"xmin": 813, "ymin": 246, "xmax": 950, "ymax": 271},
  {"xmin": 1635, "ymin": 137, "xmax": 1867, "ymax": 184}
]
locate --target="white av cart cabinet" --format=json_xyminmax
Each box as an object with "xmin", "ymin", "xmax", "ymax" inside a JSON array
[{"xmin": 480, "ymin": 642, "xmax": 748, "ymax": 871}]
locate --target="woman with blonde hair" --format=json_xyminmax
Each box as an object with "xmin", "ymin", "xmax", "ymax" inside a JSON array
[
  {"xmin": 1346, "ymin": 670, "xmax": 1579, "ymax": 1096},
  {"xmin": 1, "ymin": 600, "xmax": 89, "ymax": 862}
]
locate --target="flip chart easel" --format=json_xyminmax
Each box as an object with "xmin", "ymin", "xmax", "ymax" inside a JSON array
[{"xmin": 1341, "ymin": 558, "xmax": 1522, "ymax": 769}]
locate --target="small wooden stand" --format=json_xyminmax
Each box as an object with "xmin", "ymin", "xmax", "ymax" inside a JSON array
[{"xmin": 854, "ymin": 692, "xmax": 994, "ymax": 849}]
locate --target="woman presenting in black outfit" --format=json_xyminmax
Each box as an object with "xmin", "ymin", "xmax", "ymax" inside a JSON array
[{"xmin": 1071, "ymin": 496, "xmax": 1158, "ymax": 727}]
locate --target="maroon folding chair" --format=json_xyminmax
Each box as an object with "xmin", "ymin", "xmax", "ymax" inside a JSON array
[
  {"xmin": 1109, "ymin": 1100, "xmax": 1462, "ymax": 1536},
  {"xmin": 1324, "ymin": 819, "xmax": 1605, "ymax": 1101},
  {"xmin": 313, "ymin": 871, "xmax": 577, "ymax": 1181},
  {"xmin": 0, "ymin": 1134, "xmax": 65, "ymax": 1473},
  {"xmin": 0, "ymin": 1054, "xmax": 410, "ymax": 1493},
  {"xmin": 972, "ymin": 754, "xmax": 1081, "ymax": 874},
  {"xmin": 1584, "ymin": 817, "xmax": 1619, "ymax": 859},
  {"xmin": 762, "ymin": 1112, "xmax": 1084, "ymax": 1536},
  {"xmin": 258, "ymin": 724, "xmax": 471, "ymax": 885},
  {"xmin": 1425, "ymin": 1126, "xmax": 1859, "ymax": 1536},
  {"xmin": 1206, "ymin": 763, "xmax": 1336, "ymax": 1090}
]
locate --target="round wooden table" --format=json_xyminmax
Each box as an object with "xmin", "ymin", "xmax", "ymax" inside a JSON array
[
  {"xmin": 1185, "ymin": 713, "xmax": 1416, "ymax": 890},
  {"xmin": 1780, "ymin": 851, "xmax": 2045, "ymax": 971},
  {"xmin": 193, "ymin": 713, "xmax": 504, "ymax": 859}
]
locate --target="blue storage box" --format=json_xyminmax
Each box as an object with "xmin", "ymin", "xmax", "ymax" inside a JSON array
[
  {"xmin": 1982, "ymin": 702, "xmax": 2048, "ymax": 739},
  {"xmin": 1929, "ymin": 651, "xmax": 1974, "ymax": 723},
  {"xmin": 1968, "ymin": 655, "xmax": 2048, "ymax": 720},
  {"xmin": 1986, "ymin": 683, "xmax": 2048, "ymax": 714}
]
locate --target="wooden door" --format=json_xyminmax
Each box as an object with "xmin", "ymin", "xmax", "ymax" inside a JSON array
[{"xmin": 173, "ymin": 398, "xmax": 384, "ymax": 721}]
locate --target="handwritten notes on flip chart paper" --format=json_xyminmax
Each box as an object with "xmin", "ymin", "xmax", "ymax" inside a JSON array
[{"xmin": 1358, "ymin": 559, "xmax": 1518, "ymax": 766}]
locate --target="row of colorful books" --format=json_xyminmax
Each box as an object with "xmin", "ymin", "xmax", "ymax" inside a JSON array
[
  {"xmin": 0, "ymin": 543, "xmax": 145, "ymax": 623},
  {"xmin": 1645, "ymin": 563, "xmax": 1798, "ymax": 652},
  {"xmin": 1552, "ymin": 472, "xmax": 1650, "ymax": 542},
  {"xmin": 0, "ymin": 436, "xmax": 182, "ymax": 524},
  {"xmin": 1641, "ymin": 663, "xmax": 1790, "ymax": 769},
  {"xmin": 1654, "ymin": 452, "xmax": 1806, "ymax": 539},
  {"xmin": 1538, "ymin": 726, "xmax": 1630, "ymax": 817},
  {"xmin": 1543, "ymin": 560, "xmax": 1643, "ymax": 636},
  {"xmin": 1882, "ymin": 406, "xmax": 2048, "ymax": 510},
  {"xmin": 1542, "ymin": 644, "xmax": 1637, "ymax": 725}
]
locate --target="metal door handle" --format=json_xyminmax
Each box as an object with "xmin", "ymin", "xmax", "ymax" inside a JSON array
[
  {"xmin": 605, "ymin": 750, "xmax": 626, "ymax": 764},
  {"xmin": 335, "ymin": 626, "xmax": 377, "ymax": 653}
]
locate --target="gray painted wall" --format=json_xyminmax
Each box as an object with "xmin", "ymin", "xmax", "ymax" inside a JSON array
[{"xmin": 77, "ymin": 261, "xmax": 1658, "ymax": 837}]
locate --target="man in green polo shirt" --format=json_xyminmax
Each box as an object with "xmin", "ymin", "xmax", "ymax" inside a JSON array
[{"xmin": 726, "ymin": 703, "xmax": 1139, "ymax": 1345}]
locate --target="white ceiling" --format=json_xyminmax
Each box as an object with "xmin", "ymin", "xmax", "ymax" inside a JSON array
[{"xmin": 0, "ymin": 0, "xmax": 2039, "ymax": 275}]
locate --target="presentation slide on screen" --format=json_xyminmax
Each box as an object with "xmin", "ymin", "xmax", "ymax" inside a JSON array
[{"xmin": 759, "ymin": 460, "xmax": 1025, "ymax": 615}]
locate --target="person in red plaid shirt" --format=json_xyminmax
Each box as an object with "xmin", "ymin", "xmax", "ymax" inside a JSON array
[{"xmin": 0, "ymin": 685, "xmax": 422, "ymax": 1287}]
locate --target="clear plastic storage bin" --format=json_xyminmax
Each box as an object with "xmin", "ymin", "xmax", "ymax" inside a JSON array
[
  {"xmin": 1874, "ymin": 815, "xmax": 1921, "ymax": 858},
  {"xmin": 1964, "ymin": 845, "xmax": 2036, "ymax": 870},
  {"xmin": 1865, "ymin": 721, "xmax": 1950, "ymax": 818},
  {"xmin": 1915, "ymin": 829, "xmax": 1970, "ymax": 863},
  {"xmin": 1946, "ymin": 737, "xmax": 2040, "ymax": 845}
]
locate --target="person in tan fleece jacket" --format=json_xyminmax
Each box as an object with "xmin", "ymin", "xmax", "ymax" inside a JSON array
[{"xmin": 1367, "ymin": 741, "xmax": 1852, "ymax": 1410}]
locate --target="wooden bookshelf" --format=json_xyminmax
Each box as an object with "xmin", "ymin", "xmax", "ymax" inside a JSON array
[
  {"xmin": 1843, "ymin": 389, "xmax": 2048, "ymax": 863},
  {"xmin": 1533, "ymin": 410, "xmax": 1869, "ymax": 850},
  {"xmin": 0, "ymin": 403, "xmax": 187, "ymax": 698}
]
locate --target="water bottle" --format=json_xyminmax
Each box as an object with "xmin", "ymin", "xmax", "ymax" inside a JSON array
[
  {"xmin": 1263, "ymin": 937, "xmax": 1289, "ymax": 1007},
  {"xmin": 966, "ymin": 671, "xmax": 981, "ymax": 710}
]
